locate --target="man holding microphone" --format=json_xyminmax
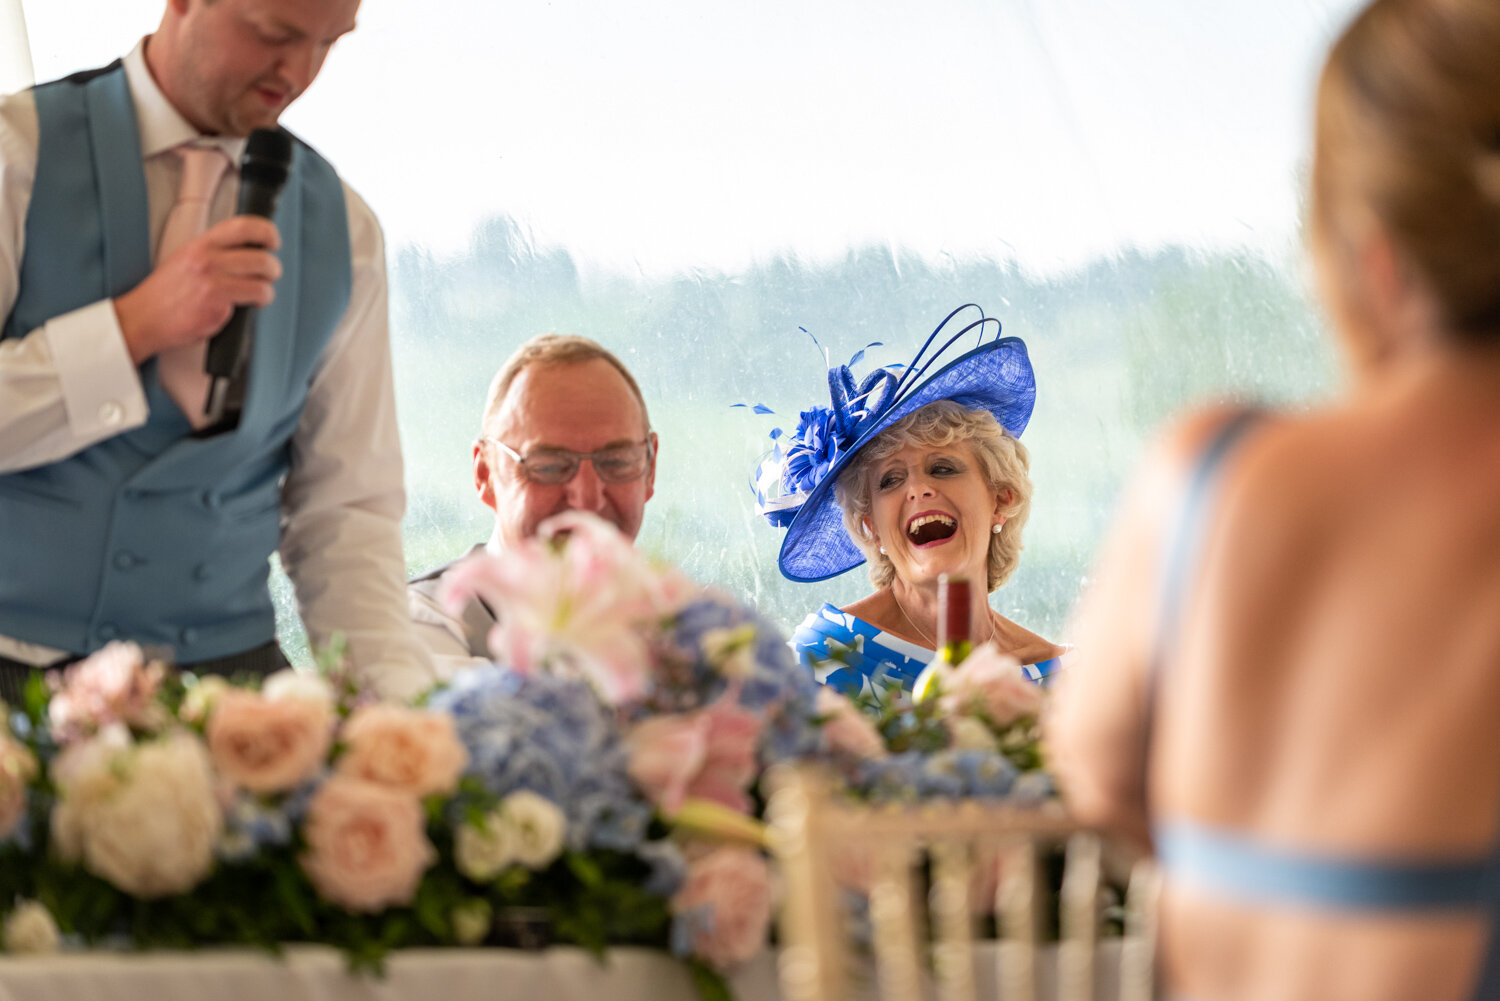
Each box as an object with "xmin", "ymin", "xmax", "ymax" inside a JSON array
[{"xmin": 0, "ymin": 0, "xmax": 433, "ymax": 699}]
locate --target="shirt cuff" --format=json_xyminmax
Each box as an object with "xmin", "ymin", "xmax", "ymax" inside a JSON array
[{"xmin": 44, "ymin": 300, "xmax": 148, "ymax": 438}]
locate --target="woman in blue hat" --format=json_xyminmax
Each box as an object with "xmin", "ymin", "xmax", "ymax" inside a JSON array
[{"xmin": 750, "ymin": 306, "xmax": 1065, "ymax": 696}]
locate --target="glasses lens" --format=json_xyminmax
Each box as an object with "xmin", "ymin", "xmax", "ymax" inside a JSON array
[
  {"xmin": 523, "ymin": 449, "xmax": 580, "ymax": 484},
  {"xmin": 592, "ymin": 444, "xmax": 650, "ymax": 482}
]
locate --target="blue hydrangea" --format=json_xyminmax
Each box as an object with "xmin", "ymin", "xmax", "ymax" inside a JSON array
[
  {"xmin": 670, "ymin": 903, "xmax": 712, "ymax": 958},
  {"xmin": 848, "ymin": 749, "xmax": 1036, "ymax": 802},
  {"xmin": 218, "ymin": 791, "xmax": 295, "ymax": 862},
  {"xmin": 429, "ymin": 666, "xmax": 649, "ymax": 853},
  {"xmin": 637, "ymin": 838, "xmax": 689, "ymax": 898}
]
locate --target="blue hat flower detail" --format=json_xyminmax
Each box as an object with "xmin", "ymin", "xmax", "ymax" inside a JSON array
[{"xmin": 744, "ymin": 304, "xmax": 1037, "ymax": 582}]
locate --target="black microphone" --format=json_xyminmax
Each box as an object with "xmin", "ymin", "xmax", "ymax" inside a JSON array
[{"xmin": 195, "ymin": 127, "xmax": 294, "ymax": 438}]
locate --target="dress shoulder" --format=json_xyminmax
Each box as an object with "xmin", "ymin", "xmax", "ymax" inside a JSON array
[{"xmin": 789, "ymin": 603, "xmax": 931, "ymax": 696}]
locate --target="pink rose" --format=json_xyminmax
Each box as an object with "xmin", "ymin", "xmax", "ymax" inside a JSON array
[
  {"xmin": 337, "ymin": 704, "xmax": 468, "ymax": 797},
  {"xmin": 300, "ymin": 776, "xmax": 436, "ymax": 913},
  {"xmin": 206, "ymin": 690, "xmax": 334, "ymax": 794},
  {"xmin": 626, "ymin": 696, "xmax": 762, "ymax": 815},
  {"xmin": 47, "ymin": 642, "xmax": 165, "ymax": 744},
  {"xmin": 939, "ymin": 644, "xmax": 1044, "ymax": 727},
  {"xmin": 0, "ymin": 733, "xmax": 37, "ymax": 840},
  {"xmin": 815, "ymin": 687, "xmax": 888, "ymax": 760},
  {"xmin": 672, "ymin": 845, "xmax": 773, "ymax": 970}
]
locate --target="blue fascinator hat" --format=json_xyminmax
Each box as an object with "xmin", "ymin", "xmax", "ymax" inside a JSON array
[{"xmin": 746, "ymin": 304, "xmax": 1036, "ymax": 583}]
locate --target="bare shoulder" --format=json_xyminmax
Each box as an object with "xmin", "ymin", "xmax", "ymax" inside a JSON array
[
  {"xmin": 1151, "ymin": 402, "xmax": 1277, "ymax": 476},
  {"xmin": 989, "ymin": 612, "xmax": 1065, "ymax": 665},
  {"xmin": 840, "ymin": 591, "xmax": 893, "ymax": 627}
]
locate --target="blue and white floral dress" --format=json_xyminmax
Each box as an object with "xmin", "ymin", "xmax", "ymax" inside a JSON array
[{"xmin": 790, "ymin": 602, "xmax": 1062, "ymax": 696}]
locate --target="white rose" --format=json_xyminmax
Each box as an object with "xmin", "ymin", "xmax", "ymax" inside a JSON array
[
  {"xmin": 700, "ymin": 626, "xmax": 756, "ymax": 679},
  {"xmin": 55, "ymin": 732, "xmax": 223, "ymax": 897},
  {"xmin": 49, "ymin": 726, "xmax": 133, "ymax": 862},
  {"xmin": 455, "ymin": 809, "xmax": 520, "ymax": 881},
  {"xmin": 178, "ymin": 676, "xmax": 232, "ymax": 725},
  {"xmin": 501, "ymin": 790, "xmax": 566, "ymax": 869},
  {"xmin": 948, "ymin": 716, "xmax": 1000, "ymax": 752},
  {"xmin": 3, "ymin": 901, "xmax": 60, "ymax": 955},
  {"xmin": 261, "ymin": 669, "xmax": 335, "ymax": 706},
  {"xmin": 451, "ymin": 899, "xmax": 493, "ymax": 946}
]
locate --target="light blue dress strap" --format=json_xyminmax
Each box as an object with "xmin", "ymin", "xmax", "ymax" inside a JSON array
[
  {"xmin": 1156, "ymin": 821, "xmax": 1490, "ymax": 912},
  {"xmin": 1146, "ymin": 408, "xmax": 1265, "ymax": 707},
  {"xmin": 1470, "ymin": 822, "xmax": 1500, "ymax": 998}
]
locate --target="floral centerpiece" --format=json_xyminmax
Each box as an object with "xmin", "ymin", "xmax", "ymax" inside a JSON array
[{"xmin": 0, "ymin": 513, "xmax": 1054, "ymax": 999}]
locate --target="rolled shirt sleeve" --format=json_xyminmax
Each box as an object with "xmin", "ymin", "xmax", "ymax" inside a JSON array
[
  {"xmin": 277, "ymin": 183, "xmax": 436, "ymax": 701},
  {"xmin": 0, "ymin": 89, "xmax": 149, "ymax": 473}
]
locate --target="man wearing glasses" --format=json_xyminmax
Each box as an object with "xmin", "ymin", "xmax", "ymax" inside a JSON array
[{"xmin": 408, "ymin": 334, "xmax": 658, "ymax": 669}]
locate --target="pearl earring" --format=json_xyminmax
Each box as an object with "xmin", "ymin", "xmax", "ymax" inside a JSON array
[
  {"xmin": 992, "ymin": 523, "xmax": 1004, "ymax": 535},
  {"xmin": 878, "ymin": 545, "xmax": 887, "ymax": 555}
]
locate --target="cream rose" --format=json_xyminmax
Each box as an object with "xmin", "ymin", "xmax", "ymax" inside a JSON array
[
  {"xmin": 207, "ymin": 689, "xmax": 334, "ymax": 794},
  {"xmin": 451, "ymin": 899, "xmax": 493, "ymax": 946},
  {"xmin": 300, "ymin": 776, "xmax": 436, "ymax": 913},
  {"xmin": 500, "ymin": 791, "xmax": 566, "ymax": 869},
  {"xmin": 178, "ymin": 675, "xmax": 232, "ymax": 726},
  {"xmin": 455, "ymin": 808, "xmax": 519, "ymax": 881},
  {"xmin": 260, "ymin": 668, "xmax": 335, "ymax": 706},
  {"xmin": 51, "ymin": 731, "xmax": 222, "ymax": 898},
  {"xmin": 0, "ymin": 733, "xmax": 37, "ymax": 841},
  {"xmin": 948, "ymin": 715, "xmax": 1000, "ymax": 752},
  {"xmin": 700, "ymin": 625, "xmax": 757, "ymax": 679},
  {"xmin": 3, "ymin": 900, "xmax": 60, "ymax": 955},
  {"xmin": 337, "ymin": 704, "xmax": 467, "ymax": 798}
]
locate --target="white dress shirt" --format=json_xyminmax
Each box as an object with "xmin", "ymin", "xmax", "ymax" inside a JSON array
[{"xmin": 0, "ymin": 41, "xmax": 435, "ymax": 699}]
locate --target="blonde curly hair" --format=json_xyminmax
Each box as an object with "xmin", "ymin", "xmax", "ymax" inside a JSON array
[{"xmin": 832, "ymin": 401, "xmax": 1032, "ymax": 593}]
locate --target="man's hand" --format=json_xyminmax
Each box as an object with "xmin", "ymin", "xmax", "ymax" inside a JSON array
[{"xmin": 113, "ymin": 216, "xmax": 283, "ymax": 364}]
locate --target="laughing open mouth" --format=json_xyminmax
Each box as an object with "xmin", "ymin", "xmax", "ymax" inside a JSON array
[{"xmin": 906, "ymin": 513, "xmax": 957, "ymax": 546}]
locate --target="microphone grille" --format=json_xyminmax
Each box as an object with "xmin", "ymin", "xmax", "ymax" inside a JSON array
[
  {"xmin": 241, "ymin": 128, "xmax": 293, "ymax": 187},
  {"xmin": 245, "ymin": 127, "xmax": 293, "ymax": 165}
]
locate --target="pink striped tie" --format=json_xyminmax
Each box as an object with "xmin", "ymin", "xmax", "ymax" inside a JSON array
[{"xmin": 156, "ymin": 144, "xmax": 231, "ymax": 428}]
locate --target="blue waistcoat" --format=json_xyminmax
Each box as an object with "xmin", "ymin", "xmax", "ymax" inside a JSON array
[{"xmin": 0, "ymin": 62, "xmax": 352, "ymax": 661}]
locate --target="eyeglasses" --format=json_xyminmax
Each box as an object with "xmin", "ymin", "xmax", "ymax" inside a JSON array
[{"xmin": 483, "ymin": 436, "xmax": 654, "ymax": 485}]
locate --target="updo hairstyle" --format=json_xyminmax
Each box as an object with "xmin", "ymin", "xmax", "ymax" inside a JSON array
[{"xmin": 1313, "ymin": 0, "xmax": 1500, "ymax": 339}]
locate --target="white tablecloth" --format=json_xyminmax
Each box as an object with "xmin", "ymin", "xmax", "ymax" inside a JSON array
[
  {"xmin": 0, "ymin": 946, "xmax": 781, "ymax": 1001},
  {"xmin": 0, "ymin": 941, "xmax": 1128, "ymax": 1001}
]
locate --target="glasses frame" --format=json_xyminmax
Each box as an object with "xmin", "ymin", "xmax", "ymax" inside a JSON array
[{"xmin": 481, "ymin": 435, "xmax": 656, "ymax": 485}]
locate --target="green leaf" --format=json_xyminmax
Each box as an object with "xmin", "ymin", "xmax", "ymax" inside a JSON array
[
  {"xmin": 414, "ymin": 882, "xmax": 452, "ymax": 938},
  {"xmin": 565, "ymin": 853, "xmax": 604, "ymax": 889},
  {"xmin": 686, "ymin": 958, "xmax": 736, "ymax": 1001},
  {"xmin": 273, "ymin": 863, "xmax": 318, "ymax": 936}
]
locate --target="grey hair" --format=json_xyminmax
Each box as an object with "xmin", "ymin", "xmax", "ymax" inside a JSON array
[
  {"xmin": 481, "ymin": 334, "xmax": 650, "ymax": 437},
  {"xmin": 832, "ymin": 400, "xmax": 1032, "ymax": 593}
]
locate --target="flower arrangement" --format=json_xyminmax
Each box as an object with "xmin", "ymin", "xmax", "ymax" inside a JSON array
[{"xmin": 0, "ymin": 512, "xmax": 1055, "ymax": 1000}]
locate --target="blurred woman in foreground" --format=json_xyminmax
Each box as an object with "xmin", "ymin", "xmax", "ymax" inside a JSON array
[{"xmin": 1051, "ymin": 1, "xmax": 1500, "ymax": 998}]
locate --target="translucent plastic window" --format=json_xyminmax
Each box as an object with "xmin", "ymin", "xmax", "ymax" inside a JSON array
[{"xmin": 9, "ymin": 0, "xmax": 1361, "ymax": 658}]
